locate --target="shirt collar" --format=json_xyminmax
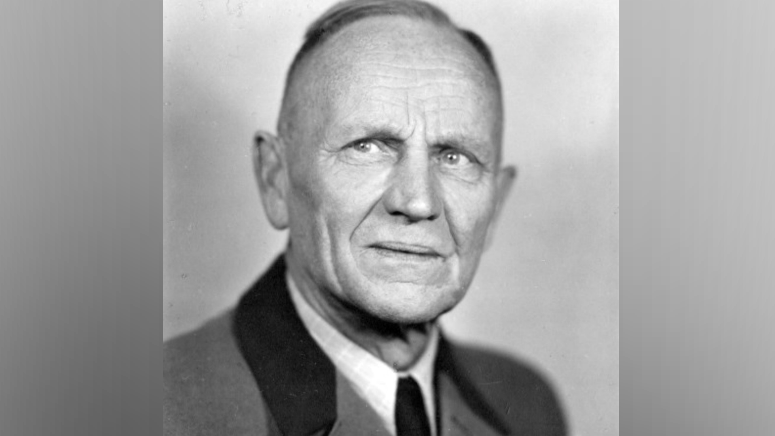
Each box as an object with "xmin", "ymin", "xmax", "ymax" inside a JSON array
[{"xmin": 287, "ymin": 273, "xmax": 439, "ymax": 436}]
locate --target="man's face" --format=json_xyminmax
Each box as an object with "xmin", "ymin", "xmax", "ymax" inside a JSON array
[{"xmin": 280, "ymin": 17, "xmax": 512, "ymax": 324}]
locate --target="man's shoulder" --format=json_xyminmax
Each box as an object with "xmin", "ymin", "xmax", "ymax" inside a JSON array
[
  {"xmin": 442, "ymin": 339, "xmax": 567, "ymax": 436},
  {"xmin": 164, "ymin": 311, "xmax": 251, "ymax": 393},
  {"xmin": 163, "ymin": 311, "xmax": 274, "ymax": 436},
  {"xmin": 164, "ymin": 311, "xmax": 237, "ymax": 365},
  {"xmin": 446, "ymin": 339, "xmax": 557, "ymax": 392}
]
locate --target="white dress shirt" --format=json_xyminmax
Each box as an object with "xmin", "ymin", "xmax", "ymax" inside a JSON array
[{"xmin": 287, "ymin": 274, "xmax": 439, "ymax": 436}]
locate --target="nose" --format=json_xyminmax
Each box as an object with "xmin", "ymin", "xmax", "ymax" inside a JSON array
[{"xmin": 382, "ymin": 150, "xmax": 442, "ymax": 222}]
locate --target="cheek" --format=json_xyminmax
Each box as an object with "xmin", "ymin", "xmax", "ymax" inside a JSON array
[
  {"xmin": 442, "ymin": 183, "xmax": 497, "ymax": 252},
  {"xmin": 293, "ymin": 161, "xmax": 389, "ymax": 242}
]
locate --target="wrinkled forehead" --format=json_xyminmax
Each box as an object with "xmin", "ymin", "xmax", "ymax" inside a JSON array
[
  {"xmin": 309, "ymin": 17, "xmax": 497, "ymax": 93},
  {"xmin": 286, "ymin": 16, "xmax": 503, "ymax": 142}
]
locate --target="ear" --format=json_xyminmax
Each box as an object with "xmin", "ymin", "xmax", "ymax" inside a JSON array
[
  {"xmin": 253, "ymin": 131, "xmax": 289, "ymax": 230},
  {"xmin": 484, "ymin": 165, "xmax": 517, "ymax": 251}
]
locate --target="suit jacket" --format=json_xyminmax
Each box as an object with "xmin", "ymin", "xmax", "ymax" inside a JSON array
[{"xmin": 164, "ymin": 256, "xmax": 567, "ymax": 436}]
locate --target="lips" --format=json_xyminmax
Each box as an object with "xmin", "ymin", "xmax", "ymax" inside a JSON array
[{"xmin": 368, "ymin": 241, "xmax": 445, "ymax": 258}]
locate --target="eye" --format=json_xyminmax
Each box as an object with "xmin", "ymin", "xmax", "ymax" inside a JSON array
[
  {"xmin": 440, "ymin": 149, "xmax": 472, "ymax": 166},
  {"xmin": 340, "ymin": 138, "xmax": 395, "ymax": 165},
  {"xmin": 351, "ymin": 139, "xmax": 380, "ymax": 153}
]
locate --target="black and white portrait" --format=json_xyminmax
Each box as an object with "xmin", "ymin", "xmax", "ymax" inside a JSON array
[{"xmin": 164, "ymin": 1, "xmax": 618, "ymax": 435}]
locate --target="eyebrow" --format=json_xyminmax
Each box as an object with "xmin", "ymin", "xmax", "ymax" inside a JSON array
[
  {"xmin": 433, "ymin": 134, "xmax": 493, "ymax": 155},
  {"xmin": 328, "ymin": 121, "xmax": 410, "ymax": 143}
]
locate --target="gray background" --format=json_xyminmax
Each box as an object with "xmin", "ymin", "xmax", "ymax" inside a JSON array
[{"xmin": 163, "ymin": 1, "xmax": 619, "ymax": 436}]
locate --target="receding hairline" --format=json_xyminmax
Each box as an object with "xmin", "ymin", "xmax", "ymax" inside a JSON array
[
  {"xmin": 288, "ymin": 0, "xmax": 499, "ymax": 81},
  {"xmin": 278, "ymin": 0, "xmax": 503, "ymax": 138}
]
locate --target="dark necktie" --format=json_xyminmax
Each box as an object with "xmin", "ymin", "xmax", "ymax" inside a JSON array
[{"xmin": 395, "ymin": 376, "xmax": 431, "ymax": 436}]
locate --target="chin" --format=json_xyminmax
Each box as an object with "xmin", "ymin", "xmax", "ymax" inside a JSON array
[{"xmin": 355, "ymin": 281, "xmax": 466, "ymax": 325}]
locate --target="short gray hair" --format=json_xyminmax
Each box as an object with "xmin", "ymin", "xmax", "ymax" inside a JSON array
[{"xmin": 285, "ymin": 0, "xmax": 500, "ymax": 91}]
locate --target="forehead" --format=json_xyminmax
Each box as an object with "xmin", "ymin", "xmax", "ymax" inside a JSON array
[{"xmin": 297, "ymin": 16, "xmax": 502, "ymax": 144}]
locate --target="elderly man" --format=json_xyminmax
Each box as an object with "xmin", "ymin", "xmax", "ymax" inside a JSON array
[{"xmin": 164, "ymin": 1, "xmax": 567, "ymax": 435}]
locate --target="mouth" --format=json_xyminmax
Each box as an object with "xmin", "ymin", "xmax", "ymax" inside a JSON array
[{"xmin": 368, "ymin": 242, "xmax": 443, "ymax": 259}]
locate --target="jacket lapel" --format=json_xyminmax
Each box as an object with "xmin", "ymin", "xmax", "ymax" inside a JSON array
[
  {"xmin": 437, "ymin": 370, "xmax": 504, "ymax": 436},
  {"xmin": 233, "ymin": 256, "xmax": 338, "ymax": 436},
  {"xmin": 436, "ymin": 337, "xmax": 511, "ymax": 436},
  {"xmin": 233, "ymin": 255, "xmax": 513, "ymax": 436},
  {"xmin": 328, "ymin": 372, "xmax": 392, "ymax": 436}
]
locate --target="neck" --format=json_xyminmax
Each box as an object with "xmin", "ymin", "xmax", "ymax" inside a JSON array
[{"xmin": 285, "ymin": 251, "xmax": 433, "ymax": 371}]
